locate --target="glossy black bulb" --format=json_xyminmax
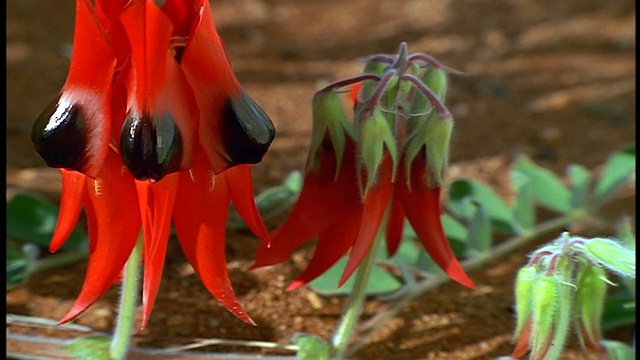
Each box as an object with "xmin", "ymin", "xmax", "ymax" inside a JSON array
[
  {"xmin": 31, "ymin": 94, "xmax": 88, "ymax": 172},
  {"xmin": 119, "ymin": 110, "xmax": 183, "ymax": 181},
  {"xmin": 222, "ymin": 90, "xmax": 276, "ymax": 166}
]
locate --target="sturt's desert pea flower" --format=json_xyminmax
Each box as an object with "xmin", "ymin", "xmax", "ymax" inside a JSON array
[
  {"xmin": 31, "ymin": 0, "xmax": 275, "ymax": 328},
  {"xmin": 252, "ymin": 43, "xmax": 475, "ymax": 291}
]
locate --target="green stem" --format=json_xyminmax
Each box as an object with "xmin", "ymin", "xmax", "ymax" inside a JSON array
[
  {"xmin": 109, "ymin": 235, "xmax": 143, "ymax": 360},
  {"xmin": 331, "ymin": 229, "xmax": 384, "ymax": 358}
]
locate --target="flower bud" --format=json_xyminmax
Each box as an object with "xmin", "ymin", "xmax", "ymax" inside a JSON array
[
  {"xmin": 513, "ymin": 266, "xmax": 539, "ymax": 341},
  {"xmin": 529, "ymin": 273, "xmax": 559, "ymax": 360},
  {"xmin": 573, "ymin": 264, "xmax": 607, "ymax": 353}
]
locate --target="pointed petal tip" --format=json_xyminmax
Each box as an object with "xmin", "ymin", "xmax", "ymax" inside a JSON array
[{"xmin": 286, "ymin": 280, "xmax": 305, "ymax": 292}]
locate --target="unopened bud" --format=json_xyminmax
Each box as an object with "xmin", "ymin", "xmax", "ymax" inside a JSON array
[
  {"xmin": 513, "ymin": 266, "xmax": 539, "ymax": 341},
  {"xmin": 529, "ymin": 274, "xmax": 559, "ymax": 360},
  {"xmin": 573, "ymin": 265, "xmax": 607, "ymax": 353}
]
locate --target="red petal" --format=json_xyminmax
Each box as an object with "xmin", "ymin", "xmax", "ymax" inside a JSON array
[
  {"xmin": 252, "ymin": 140, "xmax": 361, "ymax": 268},
  {"xmin": 511, "ymin": 319, "xmax": 532, "ymax": 359},
  {"xmin": 286, "ymin": 212, "xmax": 362, "ymax": 291},
  {"xmin": 135, "ymin": 174, "xmax": 179, "ymax": 329},
  {"xmin": 339, "ymin": 157, "xmax": 393, "ymax": 287},
  {"xmin": 59, "ymin": 150, "xmax": 141, "ymax": 324},
  {"xmin": 173, "ymin": 152, "xmax": 255, "ymax": 325},
  {"xmin": 180, "ymin": 0, "xmax": 243, "ymax": 173},
  {"xmin": 61, "ymin": 0, "xmax": 116, "ymax": 178},
  {"xmin": 384, "ymin": 192, "xmax": 405, "ymax": 257},
  {"xmin": 120, "ymin": 0, "xmax": 198, "ymax": 169},
  {"xmin": 224, "ymin": 165, "xmax": 270, "ymax": 244},
  {"xmin": 49, "ymin": 169, "xmax": 87, "ymax": 252},
  {"xmin": 395, "ymin": 153, "xmax": 474, "ymax": 289}
]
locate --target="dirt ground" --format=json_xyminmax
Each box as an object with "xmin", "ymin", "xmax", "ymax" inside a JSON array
[{"xmin": 6, "ymin": 0, "xmax": 636, "ymax": 359}]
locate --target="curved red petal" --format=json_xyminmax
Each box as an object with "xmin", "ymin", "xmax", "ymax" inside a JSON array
[
  {"xmin": 339, "ymin": 159, "xmax": 393, "ymax": 287},
  {"xmin": 286, "ymin": 204, "xmax": 362, "ymax": 291},
  {"xmin": 511, "ymin": 319, "xmax": 532, "ymax": 359},
  {"xmin": 180, "ymin": 0, "xmax": 244, "ymax": 174},
  {"xmin": 252, "ymin": 140, "xmax": 361, "ymax": 268},
  {"xmin": 136, "ymin": 174, "xmax": 179, "ymax": 329},
  {"xmin": 49, "ymin": 169, "xmax": 87, "ymax": 252},
  {"xmin": 223, "ymin": 165, "xmax": 270, "ymax": 244},
  {"xmin": 50, "ymin": 0, "xmax": 116, "ymax": 178},
  {"xmin": 173, "ymin": 152, "xmax": 255, "ymax": 325},
  {"xmin": 59, "ymin": 150, "xmax": 141, "ymax": 324},
  {"xmin": 120, "ymin": 0, "xmax": 198, "ymax": 171},
  {"xmin": 384, "ymin": 192, "xmax": 405, "ymax": 257},
  {"xmin": 396, "ymin": 154, "xmax": 474, "ymax": 289}
]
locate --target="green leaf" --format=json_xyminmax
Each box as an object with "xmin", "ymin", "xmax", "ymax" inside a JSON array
[
  {"xmin": 228, "ymin": 171, "xmax": 303, "ymax": 229},
  {"xmin": 466, "ymin": 201, "xmax": 493, "ymax": 255},
  {"xmin": 567, "ymin": 164, "xmax": 591, "ymax": 209},
  {"xmin": 582, "ymin": 238, "xmax": 636, "ymax": 279},
  {"xmin": 601, "ymin": 340, "xmax": 636, "ymax": 360},
  {"xmin": 6, "ymin": 193, "xmax": 86, "ymax": 249},
  {"xmin": 601, "ymin": 293, "xmax": 636, "ymax": 331},
  {"xmin": 448, "ymin": 179, "xmax": 522, "ymax": 234},
  {"xmin": 7, "ymin": 242, "xmax": 29, "ymax": 286},
  {"xmin": 65, "ymin": 336, "xmax": 112, "ymax": 360},
  {"xmin": 512, "ymin": 156, "xmax": 572, "ymax": 213},
  {"xmin": 309, "ymin": 257, "xmax": 402, "ymax": 296},
  {"xmin": 511, "ymin": 171, "xmax": 536, "ymax": 230},
  {"xmin": 441, "ymin": 213, "xmax": 468, "ymax": 244},
  {"xmin": 594, "ymin": 145, "xmax": 636, "ymax": 206},
  {"xmin": 291, "ymin": 334, "xmax": 331, "ymax": 360}
]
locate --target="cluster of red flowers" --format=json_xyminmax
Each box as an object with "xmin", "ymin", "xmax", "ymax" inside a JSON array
[
  {"xmin": 32, "ymin": 0, "xmax": 274, "ymax": 327},
  {"xmin": 32, "ymin": 1, "xmax": 472, "ymax": 329}
]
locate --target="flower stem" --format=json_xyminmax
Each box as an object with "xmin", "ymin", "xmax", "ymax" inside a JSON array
[
  {"xmin": 109, "ymin": 234, "xmax": 142, "ymax": 360},
  {"xmin": 331, "ymin": 228, "xmax": 384, "ymax": 358}
]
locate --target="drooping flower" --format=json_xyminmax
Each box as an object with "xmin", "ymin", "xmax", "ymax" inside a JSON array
[
  {"xmin": 252, "ymin": 43, "xmax": 474, "ymax": 291},
  {"xmin": 31, "ymin": 0, "xmax": 275, "ymax": 327}
]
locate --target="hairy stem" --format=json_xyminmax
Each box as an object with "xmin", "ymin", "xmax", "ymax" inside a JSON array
[
  {"xmin": 331, "ymin": 228, "xmax": 385, "ymax": 358},
  {"xmin": 109, "ymin": 234, "xmax": 143, "ymax": 360}
]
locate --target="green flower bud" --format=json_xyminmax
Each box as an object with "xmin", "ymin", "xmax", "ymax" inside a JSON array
[
  {"xmin": 356, "ymin": 107, "xmax": 398, "ymax": 197},
  {"xmin": 308, "ymin": 90, "xmax": 356, "ymax": 178},
  {"xmin": 544, "ymin": 257, "xmax": 573, "ymax": 360},
  {"xmin": 573, "ymin": 264, "xmax": 607, "ymax": 353},
  {"xmin": 582, "ymin": 238, "xmax": 636, "ymax": 279},
  {"xmin": 513, "ymin": 266, "xmax": 539, "ymax": 341},
  {"xmin": 530, "ymin": 273, "xmax": 559, "ymax": 360}
]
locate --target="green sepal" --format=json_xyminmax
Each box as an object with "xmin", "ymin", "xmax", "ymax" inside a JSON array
[
  {"xmin": 308, "ymin": 90, "xmax": 355, "ymax": 178},
  {"xmin": 573, "ymin": 264, "xmax": 607, "ymax": 352},
  {"xmin": 530, "ymin": 273, "xmax": 559, "ymax": 359},
  {"xmin": 513, "ymin": 266, "xmax": 539, "ymax": 341},
  {"xmin": 545, "ymin": 257, "xmax": 573, "ymax": 360},
  {"xmin": 407, "ymin": 66, "xmax": 448, "ymax": 135},
  {"xmin": 356, "ymin": 108, "xmax": 398, "ymax": 197}
]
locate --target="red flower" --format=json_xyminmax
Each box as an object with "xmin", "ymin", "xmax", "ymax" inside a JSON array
[
  {"xmin": 31, "ymin": 0, "xmax": 274, "ymax": 327},
  {"xmin": 252, "ymin": 44, "xmax": 474, "ymax": 291}
]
